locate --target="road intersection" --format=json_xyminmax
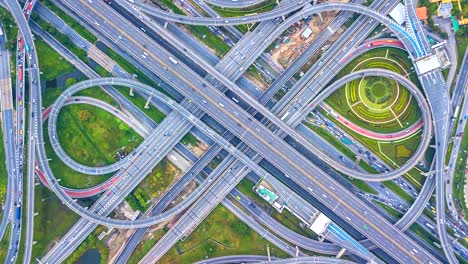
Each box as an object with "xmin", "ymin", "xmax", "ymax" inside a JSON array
[{"xmin": 0, "ymin": 0, "xmax": 466, "ymax": 263}]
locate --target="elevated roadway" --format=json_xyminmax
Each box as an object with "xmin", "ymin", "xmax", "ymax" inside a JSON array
[
  {"xmin": 256, "ymin": 0, "xmax": 392, "ymax": 104},
  {"xmin": 44, "ymin": 1, "xmax": 442, "ymax": 262},
  {"xmin": 204, "ymin": 0, "xmax": 266, "ymax": 8},
  {"xmin": 4, "ymin": 0, "xmax": 41, "ymax": 262},
  {"xmin": 132, "ymin": 0, "xmax": 425, "ymax": 59},
  {"xmin": 114, "ymin": 0, "xmax": 428, "ymax": 184},
  {"xmin": 35, "ymin": 1, "xmax": 454, "ymax": 262},
  {"xmin": 3, "ymin": 1, "xmax": 458, "ymax": 262},
  {"xmin": 117, "ymin": 0, "xmax": 429, "ymax": 182},
  {"xmin": 54, "ymin": 2, "xmax": 436, "ymax": 260},
  {"xmin": 0, "ymin": 23, "xmax": 15, "ymax": 244},
  {"xmin": 44, "ymin": 76, "xmax": 440, "ymax": 263},
  {"xmin": 446, "ymin": 50, "xmax": 468, "ymax": 224},
  {"xmin": 194, "ymin": 255, "xmax": 356, "ymax": 264}
]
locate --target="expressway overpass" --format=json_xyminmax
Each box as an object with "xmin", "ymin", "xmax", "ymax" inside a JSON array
[
  {"xmin": 0, "ymin": 0, "xmax": 460, "ymax": 262},
  {"xmin": 42, "ymin": 75, "xmax": 440, "ymax": 263},
  {"xmin": 0, "ymin": 23, "xmax": 16, "ymax": 246},
  {"xmin": 39, "ymin": 1, "xmax": 450, "ymax": 262}
]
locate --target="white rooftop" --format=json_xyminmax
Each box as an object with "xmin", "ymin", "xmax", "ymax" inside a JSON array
[
  {"xmin": 389, "ymin": 3, "xmax": 406, "ymax": 25},
  {"xmin": 416, "ymin": 55, "xmax": 441, "ymax": 75},
  {"xmin": 301, "ymin": 27, "xmax": 313, "ymax": 39},
  {"xmin": 310, "ymin": 213, "xmax": 331, "ymax": 235}
]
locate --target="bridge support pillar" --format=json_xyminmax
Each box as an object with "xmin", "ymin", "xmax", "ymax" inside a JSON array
[
  {"xmin": 354, "ymin": 156, "xmax": 361, "ymax": 169},
  {"xmin": 267, "ymin": 244, "xmax": 271, "ymax": 261},
  {"xmin": 336, "ymin": 248, "xmax": 346, "ymax": 258},
  {"xmin": 129, "ymin": 87, "xmax": 134, "ymax": 96},
  {"xmin": 144, "ymin": 95, "xmax": 152, "ymax": 109}
]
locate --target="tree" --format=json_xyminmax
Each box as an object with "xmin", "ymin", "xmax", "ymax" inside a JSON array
[
  {"xmin": 65, "ymin": 77, "xmax": 77, "ymax": 88},
  {"xmin": 78, "ymin": 109, "xmax": 92, "ymax": 122}
]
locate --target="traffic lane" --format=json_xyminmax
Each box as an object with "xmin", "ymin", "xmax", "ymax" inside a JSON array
[
  {"xmin": 420, "ymin": 72, "xmax": 458, "ymax": 263},
  {"xmin": 68, "ymin": 2, "xmax": 437, "ymax": 261},
  {"xmin": 119, "ymin": 0, "xmax": 415, "ymax": 182}
]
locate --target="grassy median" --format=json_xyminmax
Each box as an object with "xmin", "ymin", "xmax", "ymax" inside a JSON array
[
  {"xmin": 158, "ymin": 205, "xmax": 289, "ymax": 263},
  {"xmin": 326, "ymin": 48, "xmax": 422, "ymax": 133}
]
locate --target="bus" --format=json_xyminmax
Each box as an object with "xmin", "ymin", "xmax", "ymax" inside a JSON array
[
  {"xmin": 18, "ymin": 66, "xmax": 23, "ymax": 81},
  {"xmin": 18, "ymin": 38, "xmax": 24, "ymax": 51},
  {"xmin": 425, "ymin": 222, "xmax": 434, "ymax": 229},
  {"xmin": 169, "ymin": 56, "xmax": 178, "ymax": 64},
  {"xmin": 15, "ymin": 207, "xmax": 21, "ymax": 220},
  {"xmin": 453, "ymin": 106, "xmax": 460, "ymax": 119},
  {"xmin": 0, "ymin": 26, "xmax": 3, "ymax": 36}
]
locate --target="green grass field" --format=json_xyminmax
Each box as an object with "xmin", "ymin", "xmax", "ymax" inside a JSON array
[
  {"xmin": 31, "ymin": 186, "xmax": 80, "ymax": 261},
  {"xmin": 453, "ymin": 124, "xmax": 468, "ymax": 221},
  {"xmin": 42, "ymin": 86, "xmax": 142, "ymax": 189},
  {"xmin": 35, "ymin": 38, "xmax": 75, "ymax": 81},
  {"xmin": 40, "ymin": 0, "xmax": 98, "ymax": 43},
  {"xmin": 56, "ymin": 104, "xmax": 142, "ymax": 167},
  {"xmin": 0, "ymin": 126, "xmax": 7, "ymax": 219},
  {"xmin": 158, "ymin": 205, "xmax": 288, "ymax": 263},
  {"xmin": 127, "ymin": 229, "xmax": 166, "ymax": 264},
  {"xmin": 326, "ymin": 48, "xmax": 422, "ymax": 133},
  {"xmin": 126, "ymin": 158, "xmax": 180, "ymax": 212},
  {"xmin": 210, "ymin": 0, "xmax": 277, "ymax": 33},
  {"xmin": 159, "ymin": 0, "xmax": 231, "ymax": 56},
  {"xmin": 0, "ymin": 225, "xmax": 11, "ymax": 262},
  {"xmin": 0, "ymin": 7, "xmax": 19, "ymax": 50},
  {"xmin": 65, "ymin": 226, "xmax": 109, "ymax": 264},
  {"xmin": 236, "ymin": 179, "xmax": 317, "ymax": 238}
]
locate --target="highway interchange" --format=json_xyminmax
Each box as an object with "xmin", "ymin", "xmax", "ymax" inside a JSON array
[{"xmin": 0, "ymin": 0, "xmax": 467, "ymax": 263}]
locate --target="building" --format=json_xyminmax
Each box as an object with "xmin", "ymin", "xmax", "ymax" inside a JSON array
[
  {"xmin": 254, "ymin": 183, "xmax": 284, "ymax": 212},
  {"xmin": 301, "ymin": 27, "xmax": 313, "ymax": 39},
  {"xmin": 389, "ymin": 2, "xmax": 406, "ymax": 25},
  {"xmin": 438, "ymin": 2, "xmax": 453, "ymax": 18},
  {"xmin": 416, "ymin": 6, "xmax": 429, "ymax": 20},
  {"xmin": 415, "ymin": 55, "xmax": 442, "ymax": 74},
  {"xmin": 309, "ymin": 213, "xmax": 331, "ymax": 236}
]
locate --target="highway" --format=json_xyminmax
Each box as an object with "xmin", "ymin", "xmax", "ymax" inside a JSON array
[
  {"xmin": 41, "ymin": 0, "xmax": 442, "ymax": 262},
  {"xmin": 205, "ymin": 0, "xmax": 266, "ymax": 8},
  {"xmin": 76, "ymin": 1, "xmax": 454, "ymax": 262},
  {"xmin": 33, "ymin": 64, "xmax": 441, "ymax": 263},
  {"xmin": 117, "ymin": 0, "xmax": 430, "ymax": 182},
  {"xmin": 3, "ymin": 0, "xmax": 42, "ymax": 262},
  {"xmin": 35, "ymin": 71, "xmax": 438, "ymax": 264},
  {"xmin": 194, "ymin": 255, "xmax": 273, "ymax": 264},
  {"xmin": 16, "ymin": 2, "xmax": 37, "ymax": 263},
  {"xmin": 0, "ymin": 0, "xmax": 460, "ymax": 259},
  {"xmin": 195, "ymin": 255, "xmax": 355, "ymax": 264},
  {"xmin": 106, "ymin": 1, "xmax": 383, "ymax": 260},
  {"xmin": 258, "ymin": 0, "xmax": 386, "ymax": 104},
  {"xmin": 0, "ymin": 23, "xmax": 16, "ymax": 250},
  {"xmin": 446, "ymin": 49, "xmax": 468, "ymax": 224},
  {"xmin": 109, "ymin": 2, "xmax": 436, "ymax": 260}
]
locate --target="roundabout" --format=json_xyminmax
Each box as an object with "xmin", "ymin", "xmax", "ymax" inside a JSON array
[{"xmin": 327, "ymin": 48, "xmax": 422, "ymax": 133}]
